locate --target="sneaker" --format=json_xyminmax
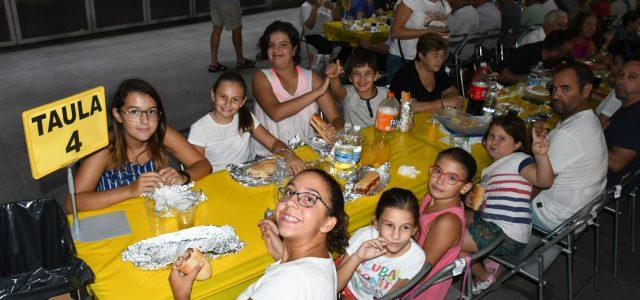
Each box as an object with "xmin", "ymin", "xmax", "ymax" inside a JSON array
[{"xmin": 472, "ymin": 274, "xmax": 496, "ymax": 295}]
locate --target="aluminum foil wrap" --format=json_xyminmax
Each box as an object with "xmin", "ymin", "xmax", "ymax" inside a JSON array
[
  {"xmin": 288, "ymin": 135, "xmax": 333, "ymax": 159},
  {"xmin": 227, "ymin": 157, "xmax": 287, "ymax": 187},
  {"xmin": 524, "ymin": 111, "xmax": 553, "ymax": 124},
  {"xmin": 397, "ymin": 100, "xmax": 414, "ymax": 133},
  {"xmin": 287, "ymin": 134, "xmax": 305, "ymax": 149},
  {"xmin": 343, "ymin": 162, "xmax": 391, "ymax": 203},
  {"xmin": 121, "ymin": 225, "xmax": 246, "ymax": 270},
  {"xmin": 142, "ymin": 182, "xmax": 207, "ymax": 212}
]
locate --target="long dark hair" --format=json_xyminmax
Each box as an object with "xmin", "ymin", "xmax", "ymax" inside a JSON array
[
  {"xmin": 569, "ymin": 11, "xmax": 597, "ymax": 40},
  {"xmin": 436, "ymin": 147, "xmax": 477, "ymax": 182},
  {"xmin": 258, "ymin": 21, "xmax": 301, "ymax": 64},
  {"xmin": 375, "ymin": 188, "xmax": 420, "ymax": 226},
  {"xmin": 109, "ymin": 78, "xmax": 167, "ymax": 168},
  {"xmin": 301, "ymin": 169, "xmax": 349, "ymax": 254},
  {"xmin": 483, "ymin": 115, "xmax": 531, "ymax": 155},
  {"xmin": 211, "ymin": 71, "xmax": 253, "ymax": 134}
]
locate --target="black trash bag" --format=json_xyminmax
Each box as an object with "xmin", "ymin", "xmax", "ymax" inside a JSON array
[{"xmin": 0, "ymin": 198, "xmax": 94, "ymax": 299}]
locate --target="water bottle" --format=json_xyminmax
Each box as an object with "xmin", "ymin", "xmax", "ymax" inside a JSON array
[
  {"xmin": 482, "ymin": 81, "xmax": 498, "ymax": 116},
  {"xmin": 351, "ymin": 125, "xmax": 362, "ymax": 166},
  {"xmin": 526, "ymin": 62, "xmax": 544, "ymax": 89},
  {"xmin": 332, "ymin": 123, "xmax": 353, "ymax": 177}
]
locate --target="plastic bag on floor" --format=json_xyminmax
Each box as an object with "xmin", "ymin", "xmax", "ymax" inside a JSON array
[{"xmin": 0, "ymin": 198, "xmax": 94, "ymax": 299}]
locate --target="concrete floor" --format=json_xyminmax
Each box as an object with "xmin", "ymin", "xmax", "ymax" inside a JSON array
[{"xmin": 1, "ymin": 7, "xmax": 638, "ymax": 300}]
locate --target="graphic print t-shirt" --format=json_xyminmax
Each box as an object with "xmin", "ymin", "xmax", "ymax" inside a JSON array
[{"xmin": 345, "ymin": 225, "xmax": 425, "ymax": 299}]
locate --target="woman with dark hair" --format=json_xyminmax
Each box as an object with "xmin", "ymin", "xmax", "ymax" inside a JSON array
[
  {"xmin": 169, "ymin": 169, "xmax": 350, "ymax": 299},
  {"xmin": 569, "ymin": 11, "xmax": 599, "ymax": 58},
  {"xmin": 68, "ymin": 79, "xmax": 211, "ymax": 212},
  {"xmin": 252, "ymin": 21, "xmax": 344, "ymax": 156},
  {"xmin": 389, "ymin": 33, "xmax": 462, "ymax": 112}
]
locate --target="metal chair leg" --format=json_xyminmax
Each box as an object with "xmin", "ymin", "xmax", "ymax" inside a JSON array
[
  {"xmin": 566, "ymin": 233, "xmax": 574, "ymax": 300},
  {"xmin": 614, "ymin": 197, "xmax": 620, "ymax": 278},
  {"xmin": 538, "ymin": 255, "xmax": 545, "ymax": 300},
  {"xmin": 594, "ymin": 216, "xmax": 600, "ymax": 291},
  {"xmin": 631, "ymin": 186, "xmax": 637, "ymax": 254}
]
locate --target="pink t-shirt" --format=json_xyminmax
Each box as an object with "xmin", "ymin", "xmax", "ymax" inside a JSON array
[{"xmin": 412, "ymin": 194, "xmax": 465, "ymax": 300}]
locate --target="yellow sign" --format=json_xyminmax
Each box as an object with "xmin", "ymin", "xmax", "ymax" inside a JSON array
[{"xmin": 22, "ymin": 87, "xmax": 109, "ymax": 179}]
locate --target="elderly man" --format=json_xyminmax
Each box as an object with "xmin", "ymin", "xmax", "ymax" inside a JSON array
[
  {"xmin": 519, "ymin": 10, "xmax": 568, "ymax": 47},
  {"xmin": 499, "ymin": 30, "xmax": 572, "ymax": 85},
  {"xmin": 605, "ymin": 59, "xmax": 640, "ymax": 184},
  {"xmin": 531, "ymin": 62, "xmax": 608, "ymax": 231},
  {"xmin": 472, "ymin": 0, "xmax": 501, "ymax": 34}
]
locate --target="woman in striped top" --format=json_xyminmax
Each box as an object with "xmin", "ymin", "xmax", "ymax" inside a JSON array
[
  {"xmin": 67, "ymin": 79, "xmax": 212, "ymax": 212},
  {"xmin": 460, "ymin": 115, "xmax": 554, "ymax": 294}
]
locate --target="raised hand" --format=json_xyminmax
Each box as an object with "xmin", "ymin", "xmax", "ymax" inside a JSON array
[
  {"xmin": 258, "ymin": 218, "xmax": 284, "ymax": 260},
  {"xmin": 354, "ymin": 237, "xmax": 389, "ymax": 262},
  {"xmin": 325, "ymin": 59, "xmax": 343, "ymax": 79},
  {"xmin": 531, "ymin": 127, "xmax": 550, "ymax": 156}
]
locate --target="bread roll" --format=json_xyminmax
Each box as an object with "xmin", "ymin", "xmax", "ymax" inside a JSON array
[
  {"xmin": 355, "ymin": 171, "xmax": 381, "ymax": 194},
  {"xmin": 173, "ymin": 248, "xmax": 212, "ymax": 281},
  {"xmin": 247, "ymin": 159, "xmax": 277, "ymax": 180},
  {"xmin": 310, "ymin": 114, "xmax": 331, "ymax": 142}
]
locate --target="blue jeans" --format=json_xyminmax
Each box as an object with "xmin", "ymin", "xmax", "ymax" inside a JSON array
[{"xmin": 385, "ymin": 54, "xmax": 411, "ymax": 84}]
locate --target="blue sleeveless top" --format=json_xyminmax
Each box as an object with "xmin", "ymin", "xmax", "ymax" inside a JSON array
[{"xmin": 96, "ymin": 160, "xmax": 155, "ymax": 191}]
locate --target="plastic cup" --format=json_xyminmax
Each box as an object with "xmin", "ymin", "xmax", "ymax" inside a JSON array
[
  {"xmin": 426, "ymin": 117, "xmax": 439, "ymax": 140},
  {"xmin": 144, "ymin": 199, "xmax": 177, "ymax": 235},
  {"xmin": 175, "ymin": 202, "xmax": 196, "ymax": 230}
]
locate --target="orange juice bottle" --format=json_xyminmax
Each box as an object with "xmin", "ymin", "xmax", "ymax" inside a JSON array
[{"xmin": 375, "ymin": 91, "xmax": 399, "ymax": 134}]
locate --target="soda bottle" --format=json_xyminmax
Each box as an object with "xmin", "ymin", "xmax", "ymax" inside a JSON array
[
  {"xmin": 375, "ymin": 91, "xmax": 399, "ymax": 135},
  {"xmin": 467, "ymin": 62, "xmax": 490, "ymax": 116}
]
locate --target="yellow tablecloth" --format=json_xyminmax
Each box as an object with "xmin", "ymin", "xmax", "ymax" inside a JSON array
[
  {"xmin": 323, "ymin": 21, "xmax": 389, "ymax": 48},
  {"xmin": 70, "ymin": 97, "xmax": 547, "ymax": 299}
]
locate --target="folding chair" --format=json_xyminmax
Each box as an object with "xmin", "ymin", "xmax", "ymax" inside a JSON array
[
  {"xmin": 483, "ymin": 192, "xmax": 606, "ymax": 300},
  {"xmin": 478, "ymin": 29, "xmax": 502, "ymax": 67},
  {"xmin": 0, "ymin": 198, "xmax": 94, "ymax": 299},
  {"xmin": 445, "ymin": 34, "xmax": 468, "ymax": 98},
  {"xmin": 602, "ymin": 167, "xmax": 640, "ymax": 278},
  {"xmin": 376, "ymin": 263, "xmax": 432, "ymax": 300},
  {"xmin": 379, "ymin": 234, "xmax": 505, "ymax": 300}
]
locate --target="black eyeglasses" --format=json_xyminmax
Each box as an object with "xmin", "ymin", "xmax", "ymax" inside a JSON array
[
  {"xmin": 278, "ymin": 187, "xmax": 331, "ymax": 212},
  {"xmin": 118, "ymin": 108, "xmax": 161, "ymax": 122}
]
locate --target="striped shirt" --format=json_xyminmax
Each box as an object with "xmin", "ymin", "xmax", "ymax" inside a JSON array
[
  {"xmin": 480, "ymin": 152, "xmax": 535, "ymax": 243},
  {"xmin": 96, "ymin": 160, "xmax": 155, "ymax": 191}
]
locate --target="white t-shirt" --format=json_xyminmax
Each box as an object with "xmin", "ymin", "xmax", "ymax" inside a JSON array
[
  {"xmin": 389, "ymin": 0, "xmax": 451, "ymax": 60},
  {"xmin": 345, "ymin": 225, "xmax": 425, "ymax": 299},
  {"xmin": 299, "ymin": 1, "xmax": 334, "ymax": 36},
  {"xmin": 532, "ymin": 110, "xmax": 608, "ymax": 230},
  {"xmin": 237, "ymin": 256, "xmax": 337, "ymax": 300},
  {"xmin": 342, "ymin": 85, "xmax": 389, "ymax": 128},
  {"xmin": 188, "ymin": 112, "xmax": 260, "ymax": 173},
  {"xmin": 518, "ymin": 27, "xmax": 545, "ymax": 47},
  {"xmin": 542, "ymin": 0, "xmax": 559, "ymax": 15},
  {"xmin": 595, "ymin": 91, "xmax": 622, "ymax": 118},
  {"xmin": 611, "ymin": 0, "xmax": 629, "ymax": 25}
]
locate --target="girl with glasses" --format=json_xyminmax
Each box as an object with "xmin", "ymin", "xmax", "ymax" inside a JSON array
[
  {"xmin": 412, "ymin": 147, "xmax": 475, "ymax": 300},
  {"xmin": 188, "ymin": 71, "xmax": 305, "ymax": 174},
  {"xmin": 460, "ymin": 115, "xmax": 553, "ymax": 294},
  {"xmin": 169, "ymin": 169, "xmax": 349, "ymax": 300},
  {"xmin": 67, "ymin": 78, "xmax": 212, "ymax": 212},
  {"xmin": 336, "ymin": 188, "xmax": 426, "ymax": 299}
]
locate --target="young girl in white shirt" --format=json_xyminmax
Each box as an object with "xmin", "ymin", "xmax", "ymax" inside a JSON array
[
  {"xmin": 188, "ymin": 71, "xmax": 305, "ymax": 174},
  {"xmin": 337, "ymin": 188, "xmax": 426, "ymax": 299}
]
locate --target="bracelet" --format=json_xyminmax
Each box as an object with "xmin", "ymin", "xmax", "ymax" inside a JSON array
[{"xmin": 178, "ymin": 170, "xmax": 191, "ymax": 185}]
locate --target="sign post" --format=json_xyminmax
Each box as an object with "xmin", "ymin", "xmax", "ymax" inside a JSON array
[{"xmin": 22, "ymin": 87, "xmax": 115, "ymax": 241}]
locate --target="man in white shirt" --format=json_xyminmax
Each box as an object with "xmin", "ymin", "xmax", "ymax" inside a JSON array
[
  {"xmin": 447, "ymin": 0, "xmax": 479, "ymax": 36},
  {"xmin": 519, "ymin": 10, "xmax": 568, "ymax": 47},
  {"xmin": 472, "ymin": 0, "xmax": 501, "ymax": 34},
  {"xmin": 532, "ymin": 62, "xmax": 608, "ymax": 231},
  {"xmin": 541, "ymin": 0, "xmax": 558, "ymax": 15}
]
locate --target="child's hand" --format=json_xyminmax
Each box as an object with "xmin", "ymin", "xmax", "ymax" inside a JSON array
[
  {"xmin": 325, "ymin": 60, "xmax": 343, "ymax": 79},
  {"xmin": 324, "ymin": 123, "xmax": 338, "ymax": 144},
  {"xmin": 531, "ymin": 127, "xmax": 550, "ymax": 156},
  {"xmin": 258, "ymin": 218, "xmax": 284, "ymax": 261},
  {"xmin": 354, "ymin": 237, "xmax": 389, "ymax": 262},
  {"xmin": 168, "ymin": 262, "xmax": 201, "ymax": 300},
  {"xmin": 285, "ymin": 153, "xmax": 306, "ymax": 175},
  {"xmin": 159, "ymin": 167, "xmax": 188, "ymax": 185},
  {"xmin": 127, "ymin": 172, "xmax": 164, "ymax": 196}
]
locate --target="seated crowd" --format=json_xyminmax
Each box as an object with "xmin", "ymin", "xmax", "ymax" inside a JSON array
[{"xmin": 68, "ymin": 0, "xmax": 640, "ymax": 299}]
